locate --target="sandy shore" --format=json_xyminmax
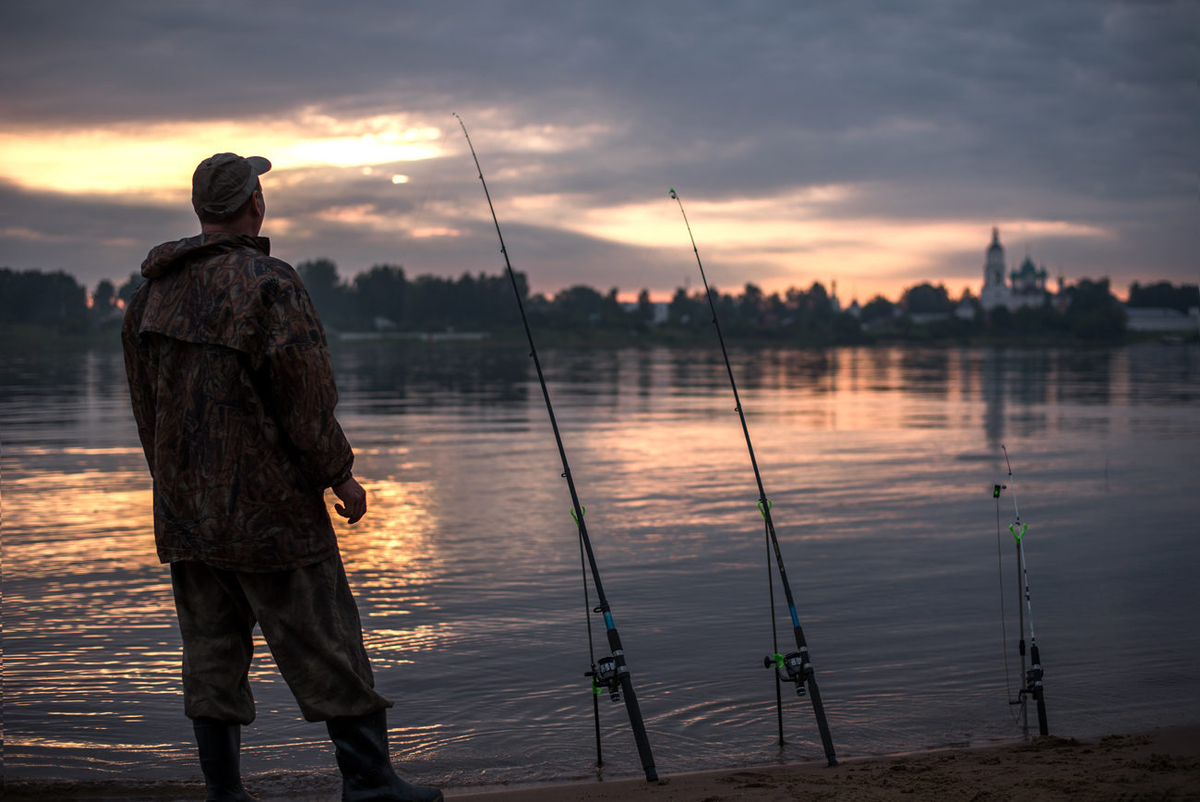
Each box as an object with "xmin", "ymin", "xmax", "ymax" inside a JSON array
[{"xmin": 7, "ymin": 728, "xmax": 1198, "ymax": 801}]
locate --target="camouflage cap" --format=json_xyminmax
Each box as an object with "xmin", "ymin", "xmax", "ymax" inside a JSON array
[{"xmin": 192, "ymin": 153, "xmax": 272, "ymax": 216}]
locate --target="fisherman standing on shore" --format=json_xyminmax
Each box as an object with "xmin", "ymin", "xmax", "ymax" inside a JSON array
[{"xmin": 122, "ymin": 152, "xmax": 441, "ymax": 802}]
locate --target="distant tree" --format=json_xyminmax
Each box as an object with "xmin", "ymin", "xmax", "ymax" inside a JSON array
[
  {"xmin": 1063, "ymin": 278, "xmax": 1125, "ymax": 339},
  {"xmin": 988, "ymin": 305, "xmax": 1012, "ymax": 332},
  {"xmin": 1011, "ymin": 304, "xmax": 1068, "ymax": 336},
  {"xmin": 296, "ymin": 258, "xmax": 347, "ymax": 326},
  {"xmin": 1127, "ymin": 281, "xmax": 1200, "ymax": 313},
  {"xmin": 634, "ymin": 288, "xmax": 656, "ymax": 330},
  {"xmin": 763, "ymin": 291, "xmax": 787, "ymax": 327},
  {"xmin": 707, "ymin": 286, "xmax": 739, "ymax": 334},
  {"xmin": 454, "ymin": 272, "xmax": 480, "ymax": 326},
  {"xmin": 1064, "ymin": 277, "xmax": 1116, "ymax": 313},
  {"xmin": 954, "ymin": 287, "xmax": 982, "ymax": 324},
  {"xmin": 16, "ymin": 259, "xmax": 1188, "ymax": 346},
  {"xmin": 740, "ymin": 282, "xmax": 765, "ymax": 326},
  {"xmin": 773, "ymin": 281, "xmax": 836, "ymax": 340},
  {"xmin": 403, "ymin": 274, "xmax": 458, "ymax": 330},
  {"xmin": 441, "ymin": 271, "xmax": 509, "ymax": 331},
  {"xmin": 548, "ymin": 285, "xmax": 609, "ymax": 328},
  {"xmin": 860, "ymin": 294, "xmax": 895, "ymax": 324},
  {"xmin": 397, "ymin": 270, "xmax": 518, "ymax": 332},
  {"xmin": 1071, "ymin": 308, "xmax": 1125, "ymax": 340},
  {"xmin": 667, "ymin": 287, "xmax": 699, "ymax": 327},
  {"xmin": 481, "ymin": 271, "xmax": 523, "ymax": 329},
  {"xmin": 509, "ymin": 271, "xmax": 529, "ymax": 303},
  {"xmin": 89, "ymin": 278, "xmax": 120, "ymax": 326},
  {"xmin": 792, "ymin": 281, "xmax": 832, "ymax": 319},
  {"xmin": 0, "ymin": 268, "xmax": 88, "ymax": 331},
  {"xmin": 352, "ymin": 264, "xmax": 406, "ymax": 328},
  {"xmin": 94, "ymin": 279, "xmax": 117, "ymax": 310},
  {"xmin": 603, "ymin": 287, "xmax": 625, "ymax": 327},
  {"xmin": 901, "ymin": 282, "xmax": 954, "ymax": 315},
  {"xmin": 117, "ymin": 272, "xmax": 143, "ymax": 306}
]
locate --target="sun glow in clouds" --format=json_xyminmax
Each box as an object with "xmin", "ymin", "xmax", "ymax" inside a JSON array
[
  {"xmin": 0, "ymin": 111, "xmax": 443, "ymax": 196},
  {"xmin": 304, "ymin": 203, "xmax": 459, "ymax": 239},
  {"xmin": 0, "ymin": 107, "xmax": 1119, "ymax": 302},
  {"xmin": 502, "ymin": 185, "xmax": 1112, "ymax": 299},
  {"xmin": 411, "ymin": 227, "xmax": 460, "ymax": 238}
]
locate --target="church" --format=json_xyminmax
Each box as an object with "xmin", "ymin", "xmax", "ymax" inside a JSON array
[{"xmin": 979, "ymin": 228, "xmax": 1052, "ymax": 312}]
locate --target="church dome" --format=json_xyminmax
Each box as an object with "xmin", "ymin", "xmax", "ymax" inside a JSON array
[{"xmin": 987, "ymin": 227, "xmax": 1003, "ymax": 254}]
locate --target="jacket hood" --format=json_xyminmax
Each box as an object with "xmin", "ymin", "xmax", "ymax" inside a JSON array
[{"xmin": 141, "ymin": 233, "xmax": 271, "ymax": 280}]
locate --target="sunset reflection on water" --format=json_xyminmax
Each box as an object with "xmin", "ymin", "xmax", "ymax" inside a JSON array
[
  {"xmin": 5, "ymin": 464, "xmax": 156, "ymax": 576},
  {"xmin": 3, "ymin": 342, "xmax": 1199, "ymax": 789}
]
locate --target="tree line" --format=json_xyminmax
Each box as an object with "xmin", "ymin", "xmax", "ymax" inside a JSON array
[{"xmin": 2, "ymin": 261, "xmax": 1197, "ymax": 344}]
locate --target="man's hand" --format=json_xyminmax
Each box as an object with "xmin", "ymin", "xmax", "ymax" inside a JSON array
[{"xmin": 332, "ymin": 476, "xmax": 367, "ymax": 524}]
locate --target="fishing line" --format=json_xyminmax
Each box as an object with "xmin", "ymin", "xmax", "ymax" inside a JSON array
[
  {"xmin": 765, "ymin": 517, "xmax": 784, "ymax": 745},
  {"xmin": 455, "ymin": 113, "xmax": 658, "ymax": 782},
  {"xmin": 992, "ymin": 480, "xmax": 1022, "ymax": 726},
  {"xmin": 668, "ymin": 187, "xmax": 837, "ymax": 766},
  {"xmin": 578, "ymin": 523, "xmax": 603, "ymax": 768}
]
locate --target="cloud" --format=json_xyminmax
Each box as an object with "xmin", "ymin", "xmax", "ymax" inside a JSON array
[
  {"xmin": 0, "ymin": 178, "xmax": 188, "ymax": 278},
  {"xmin": 0, "ymin": 0, "xmax": 1194, "ymax": 299}
]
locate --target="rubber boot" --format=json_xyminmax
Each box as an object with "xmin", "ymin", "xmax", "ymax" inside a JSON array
[
  {"xmin": 326, "ymin": 710, "xmax": 443, "ymax": 802},
  {"xmin": 192, "ymin": 717, "xmax": 260, "ymax": 801}
]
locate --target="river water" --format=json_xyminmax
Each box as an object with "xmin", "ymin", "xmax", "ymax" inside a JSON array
[{"xmin": 3, "ymin": 341, "xmax": 1199, "ymax": 790}]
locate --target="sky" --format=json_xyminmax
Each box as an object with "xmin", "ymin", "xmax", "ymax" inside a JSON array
[{"xmin": 1, "ymin": 0, "xmax": 1195, "ymax": 303}]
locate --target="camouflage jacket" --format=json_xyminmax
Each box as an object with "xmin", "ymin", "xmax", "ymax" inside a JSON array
[{"xmin": 122, "ymin": 233, "xmax": 353, "ymax": 571}]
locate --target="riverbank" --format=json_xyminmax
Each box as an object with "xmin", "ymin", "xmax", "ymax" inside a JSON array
[
  {"xmin": 8, "ymin": 728, "xmax": 1198, "ymax": 800},
  {"xmin": 4, "ymin": 319, "xmax": 1193, "ymax": 353}
]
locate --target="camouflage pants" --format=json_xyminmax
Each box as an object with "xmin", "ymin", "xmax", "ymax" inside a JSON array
[{"xmin": 170, "ymin": 555, "xmax": 392, "ymax": 724}]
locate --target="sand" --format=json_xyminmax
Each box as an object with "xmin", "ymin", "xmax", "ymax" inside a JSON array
[{"xmin": 7, "ymin": 728, "xmax": 1198, "ymax": 801}]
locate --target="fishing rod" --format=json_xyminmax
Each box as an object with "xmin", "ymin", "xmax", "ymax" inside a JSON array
[
  {"xmin": 455, "ymin": 113, "xmax": 658, "ymax": 782},
  {"xmin": 668, "ymin": 188, "xmax": 836, "ymax": 766},
  {"xmin": 994, "ymin": 446, "xmax": 1049, "ymax": 736}
]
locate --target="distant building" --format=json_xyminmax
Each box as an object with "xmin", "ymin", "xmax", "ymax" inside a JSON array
[
  {"xmin": 1125, "ymin": 306, "xmax": 1200, "ymax": 334},
  {"xmin": 980, "ymin": 228, "xmax": 1009, "ymax": 310},
  {"xmin": 979, "ymin": 228, "xmax": 1052, "ymax": 312},
  {"xmin": 1010, "ymin": 255, "xmax": 1049, "ymax": 303},
  {"xmin": 909, "ymin": 311, "xmax": 952, "ymax": 325},
  {"xmin": 620, "ymin": 300, "xmax": 670, "ymax": 325}
]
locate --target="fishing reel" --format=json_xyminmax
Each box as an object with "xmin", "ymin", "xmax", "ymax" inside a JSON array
[
  {"xmin": 764, "ymin": 651, "xmax": 808, "ymax": 697},
  {"xmin": 1023, "ymin": 664, "xmax": 1044, "ymax": 692},
  {"xmin": 586, "ymin": 655, "xmax": 624, "ymax": 703},
  {"xmin": 1024, "ymin": 644, "xmax": 1044, "ymax": 694}
]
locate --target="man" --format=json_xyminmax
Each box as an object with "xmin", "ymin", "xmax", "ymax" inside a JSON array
[{"xmin": 122, "ymin": 153, "xmax": 441, "ymax": 802}]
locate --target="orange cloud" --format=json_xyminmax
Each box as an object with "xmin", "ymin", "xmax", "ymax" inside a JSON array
[{"xmin": 0, "ymin": 113, "xmax": 443, "ymax": 196}]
